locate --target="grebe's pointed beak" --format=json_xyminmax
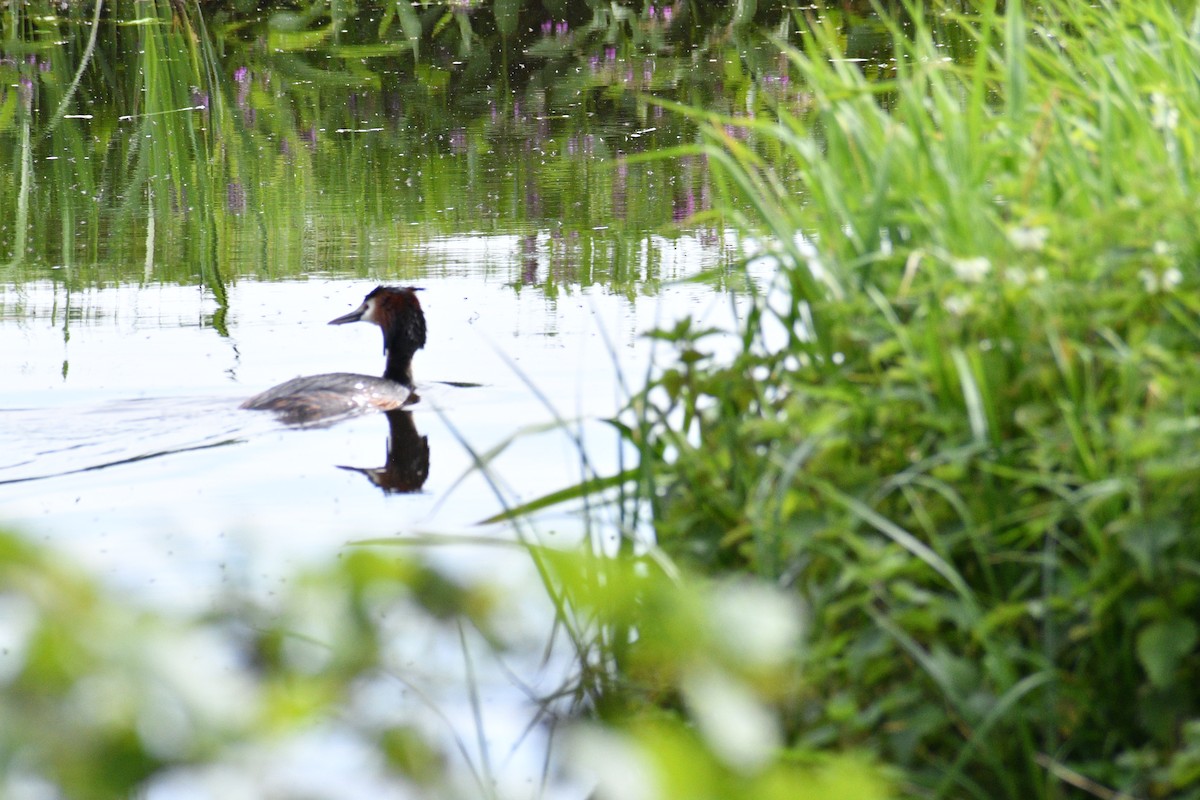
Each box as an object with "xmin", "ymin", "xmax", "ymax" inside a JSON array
[{"xmin": 329, "ymin": 301, "xmax": 369, "ymax": 326}]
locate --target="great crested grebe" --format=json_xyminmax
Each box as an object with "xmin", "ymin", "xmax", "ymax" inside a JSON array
[{"xmin": 241, "ymin": 285, "xmax": 427, "ymax": 424}]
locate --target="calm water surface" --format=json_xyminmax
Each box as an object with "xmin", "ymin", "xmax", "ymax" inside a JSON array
[
  {"xmin": 1, "ymin": 254, "xmax": 741, "ymax": 800},
  {"xmin": 3, "ymin": 272, "xmax": 745, "ymax": 800},
  {"xmin": 0, "ymin": 4, "xmax": 777, "ymax": 794},
  {"xmin": 0, "ymin": 8, "xmax": 754, "ymax": 600},
  {"xmin": 1, "ymin": 246, "xmax": 739, "ymax": 607}
]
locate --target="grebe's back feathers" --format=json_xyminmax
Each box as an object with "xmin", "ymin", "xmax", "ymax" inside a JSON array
[{"xmin": 241, "ymin": 373, "xmax": 414, "ymax": 425}]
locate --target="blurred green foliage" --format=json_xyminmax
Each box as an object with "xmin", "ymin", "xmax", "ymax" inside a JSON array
[
  {"xmin": 0, "ymin": 528, "xmax": 889, "ymax": 798},
  {"xmin": 0, "ymin": 531, "xmax": 505, "ymax": 797}
]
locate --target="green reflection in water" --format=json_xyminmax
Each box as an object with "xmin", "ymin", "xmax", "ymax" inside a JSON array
[{"xmin": 0, "ymin": 0, "xmax": 768, "ymax": 297}]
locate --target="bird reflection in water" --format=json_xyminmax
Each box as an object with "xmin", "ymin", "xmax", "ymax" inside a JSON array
[{"xmin": 338, "ymin": 408, "xmax": 430, "ymax": 494}]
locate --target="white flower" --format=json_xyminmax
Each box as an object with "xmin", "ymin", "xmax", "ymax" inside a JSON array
[
  {"xmin": 1007, "ymin": 225, "xmax": 1050, "ymax": 252},
  {"xmin": 1140, "ymin": 264, "xmax": 1182, "ymax": 294},
  {"xmin": 708, "ymin": 582, "xmax": 803, "ymax": 668},
  {"xmin": 1140, "ymin": 268, "xmax": 1160, "ymax": 293},
  {"xmin": 683, "ymin": 668, "xmax": 781, "ymax": 772},
  {"xmin": 1151, "ymin": 92, "xmax": 1179, "ymax": 131},
  {"xmin": 951, "ymin": 256, "xmax": 991, "ymax": 283},
  {"xmin": 567, "ymin": 727, "xmax": 659, "ymax": 800},
  {"xmin": 944, "ymin": 294, "xmax": 972, "ymax": 316}
]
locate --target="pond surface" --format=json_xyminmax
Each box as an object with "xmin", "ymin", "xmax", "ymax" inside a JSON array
[
  {"xmin": 0, "ymin": 1, "xmax": 768, "ymax": 590},
  {"xmin": 0, "ymin": 3, "xmax": 783, "ymax": 794},
  {"xmin": 2, "ymin": 270, "xmax": 747, "ymax": 798},
  {"xmin": 1, "ymin": 254, "xmax": 740, "ymax": 606}
]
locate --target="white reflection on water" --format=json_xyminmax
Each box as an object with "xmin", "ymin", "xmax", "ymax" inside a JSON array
[
  {"xmin": 0, "ymin": 232, "xmax": 745, "ymax": 798},
  {"xmin": 1, "ymin": 235, "xmax": 745, "ymax": 605}
]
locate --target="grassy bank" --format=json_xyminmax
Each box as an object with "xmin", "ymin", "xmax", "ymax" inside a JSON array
[{"xmin": 618, "ymin": 0, "xmax": 1200, "ymax": 796}]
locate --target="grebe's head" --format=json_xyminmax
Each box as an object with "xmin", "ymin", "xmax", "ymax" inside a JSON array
[
  {"xmin": 329, "ymin": 286, "xmax": 426, "ymax": 346},
  {"xmin": 330, "ymin": 286, "xmax": 427, "ymax": 387}
]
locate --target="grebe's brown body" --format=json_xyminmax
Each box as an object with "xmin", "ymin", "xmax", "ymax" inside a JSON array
[{"xmin": 242, "ymin": 286, "xmax": 426, "ymax": 424}]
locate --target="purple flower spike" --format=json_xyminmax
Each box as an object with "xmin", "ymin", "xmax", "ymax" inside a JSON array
[{"xmin": 226, "ymin": 182, "xmax": 246, "ymax": 213}]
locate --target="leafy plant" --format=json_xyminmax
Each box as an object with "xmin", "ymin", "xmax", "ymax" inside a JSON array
[{"xmin": 622, "ymin": 0, "xmax": 1200, "ymax": 797}]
